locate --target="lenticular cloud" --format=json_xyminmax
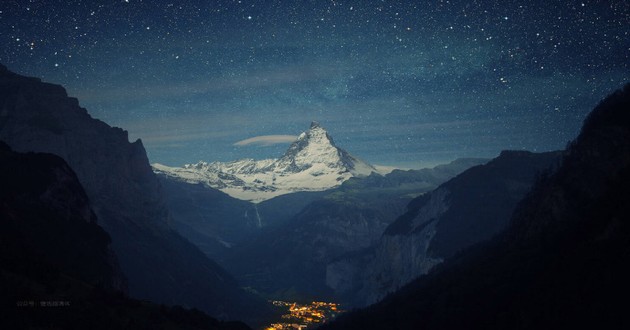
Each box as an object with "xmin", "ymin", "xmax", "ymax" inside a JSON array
[{"xmin": 234, "ymin": 135, "xmax": 298, "ymax": 147}]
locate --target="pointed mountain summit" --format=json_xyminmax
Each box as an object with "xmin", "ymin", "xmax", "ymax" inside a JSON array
[
  {"xmin": 153, "ymin": 122, "xmax": 376, "ymax": 202},
  {"xmin": 276, "ymin": 121, "xmax": 374, "ymax": 176}
]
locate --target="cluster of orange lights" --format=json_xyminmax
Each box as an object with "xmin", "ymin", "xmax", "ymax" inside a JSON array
[{"xmin": 265, "ymin": 300, "xmax": 342, "ymax": 330}]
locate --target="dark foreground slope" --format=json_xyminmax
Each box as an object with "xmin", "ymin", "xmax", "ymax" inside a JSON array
[
  {"xmin": 0, "ymin": 142, "xmax": 124, "ymax": 294},
  {"xmin": 0, "ymin": 64, "xmax": 269, "ymax": 325},
  {"xmin": 327, "ymin": 150, "xmax": 560, "ymax": 307},
  {"xmin": 321, "ymin": 84, "xmax": 630, "ymax": 329},
  {"xmin": 0, "ymin": 143, "xmax": 249, "ymax": 330}
]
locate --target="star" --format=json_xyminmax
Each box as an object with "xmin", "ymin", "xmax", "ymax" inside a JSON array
[{"xmin": 0, "ymin": 0, "xmax": 626, "ymax": 167}]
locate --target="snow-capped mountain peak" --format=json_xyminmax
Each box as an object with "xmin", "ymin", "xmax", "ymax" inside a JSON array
[
  {"xmin": 152, "ymin": 122, "xmax": 376, "ymax": 202},
  {"xmin": 277, "ymin": 121, "xmax": 356, "ymax": 173}
]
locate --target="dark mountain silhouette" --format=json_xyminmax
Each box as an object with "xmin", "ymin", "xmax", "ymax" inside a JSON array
[
  {"xmin": 0, "ymin": 142, "xmax": 249, "ymax": 330},
  {"xmin": 0, "ymin": 141, "xmax": 125, "ymax": 293},
  {"xmin": 321, "ymin": 84, "xmax": 630, "ymax": 329},
  {"xmin": 0, "ymin": 64, "xmax": 270, "ymax": 325},
  {"xmin": 327, "ymin": 150, "xmax": 561, "ymax": 307}
]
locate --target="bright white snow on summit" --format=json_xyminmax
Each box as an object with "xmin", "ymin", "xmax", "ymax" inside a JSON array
[{"xmin": 152, "ymin": 122, "xmax": 377, "ymax": 202}]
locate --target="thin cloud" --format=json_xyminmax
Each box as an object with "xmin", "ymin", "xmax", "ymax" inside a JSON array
[
  {"xmin": 234, "ymin": 135, "xmax": 298, "ymax": 147},
  {"xmin": 71, "ymin": 63, "xmax": 352, "ymax": 103}
]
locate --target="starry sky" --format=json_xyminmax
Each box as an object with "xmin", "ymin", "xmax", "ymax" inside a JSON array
[{"xmin": 1, "ymin": 0, "xmax": 628, "ymax": 168}]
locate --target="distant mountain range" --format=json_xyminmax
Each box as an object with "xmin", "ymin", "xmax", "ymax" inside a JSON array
[
  {"xmin": 154, "ymin": 121, "xmax": 489, "ymax": 271},
  {"xmin": 153, "ymin": 121, "xmax": 377, "ymax": 202},
  {"xmin": 219, "ymin": 158, "xmax": 488, "ymax": 301},
  {"xmin": 153, "ymin": 123, "xmax": 488, "ymax": 300},
  {"xmin": 158, "ymin": 157, "xmax": 490, "ymax": 261}
]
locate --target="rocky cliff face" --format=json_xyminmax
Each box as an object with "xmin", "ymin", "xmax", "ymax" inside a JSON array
[
  {"xmin": 0, "ymin": 65, "xmax": 166, "ymax": 230},
  {"xmin": 327, "ymin": 150, "xmax": 561, "ymax": 307},
  {"xmin": 0, "ymin": 64, "xmax": 268, "ymax": 324},
  {"xmin": 154, "ymin": 121, "xmax": 376, "ymax": 202}
]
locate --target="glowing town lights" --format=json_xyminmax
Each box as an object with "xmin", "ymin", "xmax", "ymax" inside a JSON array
[{"xmin": 267, "ymin": 300, "xmax": 343, "ymax": 329}]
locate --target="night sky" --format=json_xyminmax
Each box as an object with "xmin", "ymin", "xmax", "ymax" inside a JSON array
[{"xmin": 1, "ymin": 0, "xmax": 628, "ymax": 168}]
